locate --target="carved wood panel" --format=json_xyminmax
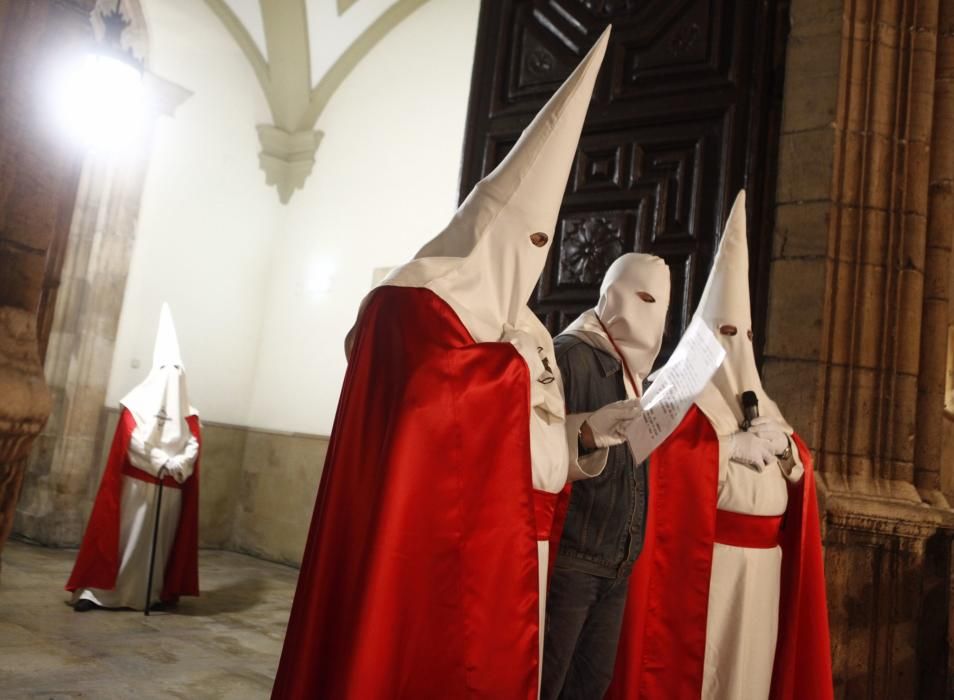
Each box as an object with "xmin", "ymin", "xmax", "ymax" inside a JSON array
[{"xmin": 460, "ymin": 0, "xmax": 790, "ymax": 364}]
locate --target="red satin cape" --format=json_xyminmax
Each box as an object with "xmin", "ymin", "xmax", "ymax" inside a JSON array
[
  {"xmin": 605, "ymin": 406, "xmax": 833, "ymax": 699},
  {"xmin": 65, "ymin": 408, "xmax": 201, "ymax": 602},
  {"xmin": 271, "ymin": 286, "xmax": 542, "ymax": 700}
]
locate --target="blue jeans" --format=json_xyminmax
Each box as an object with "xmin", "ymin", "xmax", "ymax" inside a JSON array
[{"xmin": 541, "ymin": 567, "xmax": 631, "ymax": 700}]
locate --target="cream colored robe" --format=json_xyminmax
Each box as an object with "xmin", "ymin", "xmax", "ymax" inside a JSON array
[{"xmin": 701, "ymin": 446, "xmax": 804, "ymax": 700}]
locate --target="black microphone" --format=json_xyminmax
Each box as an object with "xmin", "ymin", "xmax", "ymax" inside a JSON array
[{"xmin": 741, "ymin": 391, "xmax": 759, "ymax": 430}]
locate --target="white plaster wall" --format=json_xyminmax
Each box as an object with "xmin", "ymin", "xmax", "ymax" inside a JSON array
[
  {"xmin": 107, "ymin": 0, "xmax": 478, "ymax": 434},
  {"xmin": 106, "ymin": 0, "xmax": 281, "ymax": 424},
  {"xmin": 222, "ymin": 0, "xmax": 268, "ymax": 57},
  {"xmin": 245, "ymin": 0, "xmax": 480, "ymax": 433},
  {"xmin": 306, "ymin": 0, "xmax": 403, "ymax": 82}
]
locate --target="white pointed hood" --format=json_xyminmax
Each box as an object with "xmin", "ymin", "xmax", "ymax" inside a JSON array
[
  {"xmin": 378, "ymin": 26, "xmax": 611, "ymax": 345},
  {"xmin": 693, "ymin": 191, "xmax": 791, "ymax": 436},
  {"xmin": 563, "ymin": 254, "xmax": 671, "ymax": 398},
  {"xmin": 120, "ymin": 303, "xmax": 197, "ymax": 456}
]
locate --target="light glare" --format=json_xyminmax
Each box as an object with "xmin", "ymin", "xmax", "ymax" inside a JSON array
[{"xmin": 51, "ymin": 54, "xmax": 146, "ymax": 153}]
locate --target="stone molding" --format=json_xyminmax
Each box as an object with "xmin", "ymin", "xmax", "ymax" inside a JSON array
[
  {"xmin": 204, "ymin": 0, "xmax": 430, "ymax": 203},
  {"xmin": 256, "ymin": 125, "xmax": 323, "ymax": 204}
]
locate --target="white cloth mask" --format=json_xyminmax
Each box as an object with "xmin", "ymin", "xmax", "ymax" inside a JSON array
[{"xmin": 563, "ymin": 253, "xmax": 671, "ymax": 398}]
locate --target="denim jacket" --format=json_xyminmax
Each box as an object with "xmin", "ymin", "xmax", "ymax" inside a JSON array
[{"xmin": 553, "ymin": 334, "xmax": 648, "ymax": 579}]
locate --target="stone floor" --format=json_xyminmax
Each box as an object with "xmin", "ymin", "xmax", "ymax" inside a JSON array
[{"xmin": 0, "ymin": 539, "xmax": 299, "ymax": 699}]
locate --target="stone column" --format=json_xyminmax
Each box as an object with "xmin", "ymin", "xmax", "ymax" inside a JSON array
[
  {"xmin": 766, "ymin": 0, "xmax": 954, "ymax": 696},
  {"xmin": 12, "ymin": 62, "xmax": 191, "ymax": 544},
  {"xmin": 917, "ymin": 1, "xmax": 954, "ymax": 505},
  {"xmin": 817, "ymin": 0, "xmax": 937, "ymax": 497},
  {"xmin": 0, "ymin": 0, "xmax": 93, "ymax": 566},
  {"xmin": 14, "ymin": 149, "xmax": 152, "ymax": 545}
]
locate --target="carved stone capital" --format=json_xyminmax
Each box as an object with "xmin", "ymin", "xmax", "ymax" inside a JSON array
[{"xmin": 256, "ymin": 126, "xmax": 323, "ymax": 204}]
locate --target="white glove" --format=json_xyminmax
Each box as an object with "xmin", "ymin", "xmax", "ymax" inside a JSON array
[
  {"xmin": 148, "ymin": 447, "xmax": 171, "ymax": 473},
  {"xmin": 748, "ymin": 416, "xmax": 790, "ymax": 455},
  {"xmin": 585, "ymin": 399, "xmax": 642, "ymax": 448},
  {"xmin": 729, "ymin": 431, "xmax": 777, "ymax": 471},
  {"xmin": 501, "ymin": 325, "xmax": 552, "ymax": 384},
  {"xmin": 163, "ymin": 456, "xmax": 188, "ymax": 484}
]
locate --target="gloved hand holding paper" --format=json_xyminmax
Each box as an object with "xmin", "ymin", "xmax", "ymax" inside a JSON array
[{"xmin": 626, "ymin": 317, "xmax": 726, "ymax": 464}]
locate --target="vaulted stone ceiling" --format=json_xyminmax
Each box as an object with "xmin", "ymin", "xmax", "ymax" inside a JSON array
[{"xmin": 203, "ymin": 0, "xmax": 434, "ymax": 203}]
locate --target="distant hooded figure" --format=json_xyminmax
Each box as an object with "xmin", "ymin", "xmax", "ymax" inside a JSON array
[
  {"xmin": 66, "ymin": 303, "xmax": 201, "ymax": 611},
  {"xmin": 606, "ymin": 192, "xmax": 833, "ymax": 700},
  {"xmin": 272, "ymin": 28, "xmax": 612, "ymax": 700}
]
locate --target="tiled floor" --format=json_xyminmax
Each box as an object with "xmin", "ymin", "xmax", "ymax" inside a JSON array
[{"xmin": 0, "ymin": 540, "xmax": 299, "ymax": 699}]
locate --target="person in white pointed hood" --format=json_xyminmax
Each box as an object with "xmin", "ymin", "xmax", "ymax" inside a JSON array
[
  {"xmin": 606, "ymin": 192, "xmax": 833, "ymax": 700},
  {"xmin": 274, "ymin": 29, "xmax": 619, "ymax": 700},
  {"xmin": 67, "ymin": 304, "xmax": 202, "ymax": 611},
  {"xmin": 541, "ymin": 253, "xmax": 670, "ymax": 699}
]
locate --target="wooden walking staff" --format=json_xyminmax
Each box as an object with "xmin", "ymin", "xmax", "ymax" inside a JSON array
[{"xmin": 144, "ymin": 466, "xmax": 167, "ymax": 616}]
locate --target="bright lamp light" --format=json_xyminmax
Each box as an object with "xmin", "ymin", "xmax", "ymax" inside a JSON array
[{"xmin": 50, "ymin": 53, "xmax": 147, "ymax": 153}]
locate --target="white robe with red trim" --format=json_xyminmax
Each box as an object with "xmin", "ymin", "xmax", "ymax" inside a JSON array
[{"xmin": 72, "ymin": 422, "xmax": 198, "ymax": 610}]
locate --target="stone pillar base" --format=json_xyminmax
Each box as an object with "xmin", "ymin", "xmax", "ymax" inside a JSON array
[{"xmin": 822, "ymin": 487, "xmax": 954, "ymax": 698}]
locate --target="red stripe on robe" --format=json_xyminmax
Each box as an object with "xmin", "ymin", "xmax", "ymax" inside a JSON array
[
  {"xmin": 605, "ymin": 406, "xmax": 833, "ymax": 699},
  {"xmin": 65, "ymin": 409, "xmax": 201, "ymax": 601},
  {"xmin": 271, "ymin": 286, "xmax": 542, "ymax": 700}
]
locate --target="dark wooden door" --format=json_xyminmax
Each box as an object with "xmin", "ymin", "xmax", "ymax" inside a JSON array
[{"xmin": 459, "ymin": 0, "xmax": 789, "ymax": 363}]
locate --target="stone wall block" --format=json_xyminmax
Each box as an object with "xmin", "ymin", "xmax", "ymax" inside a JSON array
[
  {"xmin": 826, "ymin": 260, "xmax": 857, "ymax": 368},
  {"xmin": 776, "ymin": 128, "xmax": 837, "ymax": 203},
  {"xmin": 831, "ymin": 203, "xmax": 859, "ymax": 264},
  {"xmin": 781, "ymin": 32, "xmax": 842, "ymax": 132},
  {"xmin": 764, "ymin": 258, "xmax": 826, "ymax": 360},
  {"xmin": 846, "ymin": 365, "xmax": 880, "ymax": 459},
  {"xmin": 820, "ymin": 362, "xmax": 850, "ymax": 455},
  {"xmin": 790, "ymin": 0, "xmax": 842, "ymax": 39},
  {"xmin": 855, "ymin": 262, "xmax": 888, "ymax": 369},
  {"xmin": 899, "ymin": 213, "xmax": 928, "ymax": 273},
  {"xmin": 897, "ymin": 268, "xmax": 927, "ymax": 375},
  {"xmin": 773, "ymin": 201, "xmax": 830, "ymax": 259},
  {"xmin": 838, "ymin": 131, "xmax": 863, "ymax": 206},
  {"xmin": 864, "ymin": 134, "xmax": 896, "ymax": 209},
  {"xmin": 761, "ymin": 357, "xmax": 823, "ymax": 445},
  {"xmin": 905, "ymin": 145, "xmax": 934, "ymax": 214},
  {"xmin": 858, "ymin": 206, "xmax": 887, "ymax": 265},
  {"xmin": 890, "ymin": 373, "xmax": 921, "ymax": 465}
]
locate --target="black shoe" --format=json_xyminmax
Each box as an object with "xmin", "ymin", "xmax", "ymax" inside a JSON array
[{"xmin": 73, "ymin": 599, "xmax": 97, "ymax": 612}]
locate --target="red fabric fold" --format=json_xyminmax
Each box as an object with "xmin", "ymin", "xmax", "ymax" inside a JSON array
[
  {"xmin": 271, "ymin": 286, "xmax": 541, "ymax": 700},
  {"xmin": 533, "ymin": 489, "xmax": 561, "ymax": 541},
  {"xmin": 65, "ymin": 410, "xmax": 201, "ymax": 602},
  {"xmin": 714, "ymin": 510, "xmax": 782, "ymax": 549},
  {"xmin": 770, "ymin": 433, "xmax": 834, "ymax": 700},
  {"xmin": 605, "ymin": 407, "xmax": 833, "ymax": 699}
]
